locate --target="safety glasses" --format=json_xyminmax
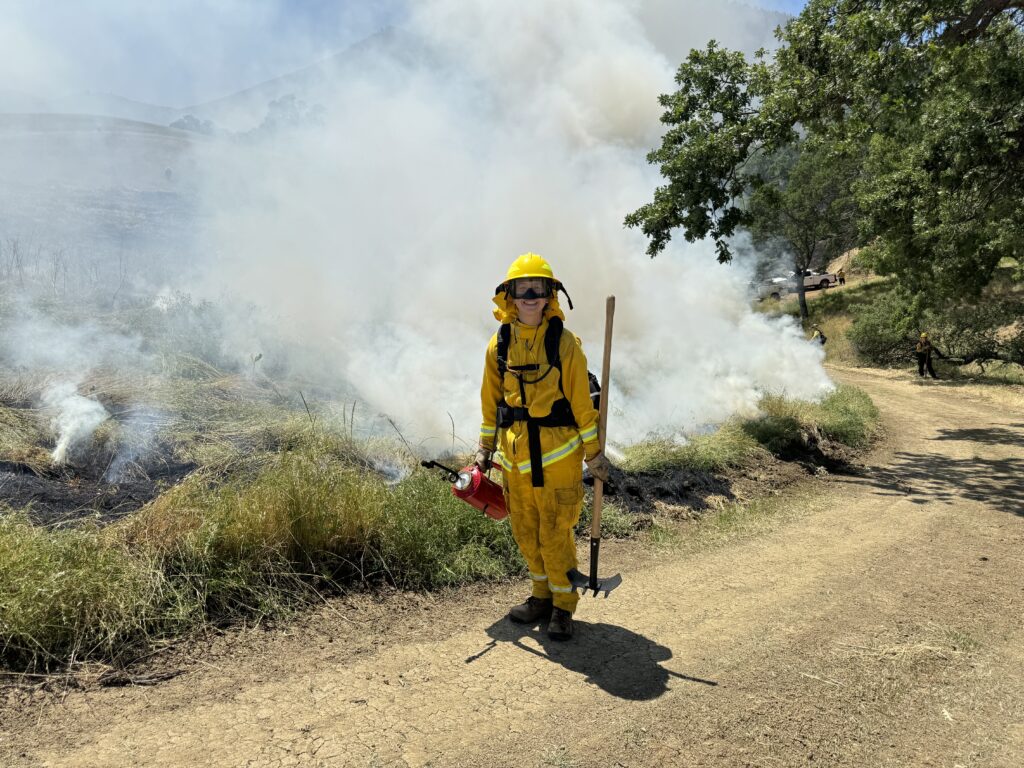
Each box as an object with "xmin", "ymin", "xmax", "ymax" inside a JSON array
[{"xmin": 507, "ymin": 278, "xmax": 553, "ymax": 300}]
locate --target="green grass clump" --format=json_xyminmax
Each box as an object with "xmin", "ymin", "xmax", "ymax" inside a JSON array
[
  {"xmin": 814, "ymin": 385, "xmax": 880, "ymax": 447},
  {"xmin": 620, "ymin": 422, "xmax": 764, "ymax": 474},
  {"xmin": 0, "ymin": 513, "xmax": 170, "ymax": 668},
  {"xmin": 621, "ymin": 385, "xmax": 879, "ymax": 475},
  {"xmin": 743, "ymin": 386, "xmax": 879, "ymax": 453},
  {"xmin": 576, "ymin": 501, "xmax": 634, "ymax": 539},
  {"xmin": 134, "ymin": 448, "xmax": 521, "ymax": 593}
]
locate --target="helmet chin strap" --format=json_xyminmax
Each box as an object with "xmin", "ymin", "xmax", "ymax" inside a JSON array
[{"xmin": 558, "ymin": 284, "xmax": 573, "ymax": 310}]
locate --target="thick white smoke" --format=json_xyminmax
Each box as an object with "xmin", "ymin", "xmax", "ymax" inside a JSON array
[
  {"xmin": 192, "ymin": 0, "xmax": 831, "ymax": 447},
  {"xmin": 42, "ymin": 382, "xmax": 110, "ymax": 465}
]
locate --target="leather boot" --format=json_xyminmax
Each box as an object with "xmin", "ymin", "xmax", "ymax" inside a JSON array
[
  {"xmin": 508, "ymin": 596, "xmax": 552, "ymax": 624},
  {"xmin": 547, "ymin": 607, "xmax": 574, "ymax": 641}
]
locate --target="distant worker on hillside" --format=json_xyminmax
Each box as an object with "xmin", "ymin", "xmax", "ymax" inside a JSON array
[
  {"xmin": 915, "ymin": 332, "xmax": 945, "ymax": 379},
  {"xmin": 837, "ymin": 268, "xmax": 846, "ymax": 286},
  {"xmin": 475, "ymin": 252, "xmax": 610, "ymax": 642},
  {"xmin": 810, "ymin": 325, "xmax": 827, "ymax": 346}
]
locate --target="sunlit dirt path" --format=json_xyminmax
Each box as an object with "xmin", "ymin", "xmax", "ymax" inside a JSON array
[{"xmin": 4, "ymin": 368, "xmax": 1023, "ymax": 767}]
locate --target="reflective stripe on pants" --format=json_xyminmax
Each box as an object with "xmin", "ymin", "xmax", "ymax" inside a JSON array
[{"xmin": 502, "ymin": 447, "xmax": 584, "ymax": 613}]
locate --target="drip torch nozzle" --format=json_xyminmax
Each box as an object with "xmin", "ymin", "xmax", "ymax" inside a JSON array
[{"xmin": 420, "ymin": 460, "xmax": 460, "ymax": 484}]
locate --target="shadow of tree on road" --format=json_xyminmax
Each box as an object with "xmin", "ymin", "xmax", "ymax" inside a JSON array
[
  {"xmin": 466, "ymin": 617, "xmax": 717, "ymax": 701},
  {"xmin": 932, "ymin": 425, "xmax": 1024, "ymax": 447},
  {"xmin": 859, "ymin": 451, "xmax": 1024, "ymax": 516}
]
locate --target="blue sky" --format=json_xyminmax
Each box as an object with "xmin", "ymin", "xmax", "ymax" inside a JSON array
[{"xmin": 759, "ymin": 0, "xmax": 807, "ymax": 12}]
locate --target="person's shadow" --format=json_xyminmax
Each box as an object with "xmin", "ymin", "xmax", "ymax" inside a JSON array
[{"xmin": 466, "ymin": 615, "xmax": 717, "ymax": 700}]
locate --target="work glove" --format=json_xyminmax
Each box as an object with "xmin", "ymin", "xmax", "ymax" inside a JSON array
[
  {"xmin": 474, "ymin": 448, "xmax": 493, "ymax": 472},
  {"xmin": 585, "ymin": 451, "xmax": 612, "ymax": 483}
]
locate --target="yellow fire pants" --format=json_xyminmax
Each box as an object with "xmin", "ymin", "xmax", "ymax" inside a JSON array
[{"xmin": 503, "ymin": 450, "xmax": 584, "ymax": 613}]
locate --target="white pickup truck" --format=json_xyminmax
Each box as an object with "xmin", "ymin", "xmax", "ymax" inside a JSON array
[
  {"xmin": 755, "ymin": 270, "xmax": 838, "ymax": 300},
  {"xmin": 796, "ymin": 269, "xmax": 839, "ymax": 291}
]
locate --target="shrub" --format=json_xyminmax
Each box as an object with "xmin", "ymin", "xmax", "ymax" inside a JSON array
[
  {"xmin": 815, "ymin": 385, "xmax": 879, "ymax": 447},
  {"xmin": 923, "ymin": 301, "xmax": 1020, "ymax": 362},
  {"xmin": 847, "ymin": 287, "xmax": 918, "ymax": 366}
]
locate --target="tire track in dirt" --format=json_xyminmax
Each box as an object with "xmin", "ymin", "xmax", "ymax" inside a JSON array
[{"xmin": 5, "ymin": 368, "xmax": 1023, "ymax": 767}]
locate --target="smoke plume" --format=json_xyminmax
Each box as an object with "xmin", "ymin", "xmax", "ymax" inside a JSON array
[
  {"xmin": 2, "ymin": 1, "xmax": 829, "ymax": 453},
  {"xmin": 42, "ymin": 382, "xmax": 110, "ymax": 465},
  {"xmin": 191, "ymin": 0, "xmax": 830, "ymax": 446}
]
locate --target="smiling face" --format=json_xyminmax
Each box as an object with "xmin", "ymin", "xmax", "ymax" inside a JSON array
[{"xmin": 510, "ymin": 277, "xmax": 550, "ymax": 326}]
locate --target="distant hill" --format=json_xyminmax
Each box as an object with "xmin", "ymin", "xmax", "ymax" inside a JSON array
[
  {"xmin": 48, "ymin": 92, "xmax": 181, "ymax": 126},
  {"xmin": 0, "ymin": 90, "xmax": 182, "ymax": 126},
  {"xmin": 0, "ymin": 113, "xmax": 204, "ymax": 265}
]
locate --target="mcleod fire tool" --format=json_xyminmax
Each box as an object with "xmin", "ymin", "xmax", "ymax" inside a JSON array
[{"xmin": 567, "ymin": 295, "xmax": 622, "ymax": 598}]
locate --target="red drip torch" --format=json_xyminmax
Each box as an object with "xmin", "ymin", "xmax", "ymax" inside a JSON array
[{"xmin": 421, "ymin": 460, "xmax": 507, "ymax": 521}]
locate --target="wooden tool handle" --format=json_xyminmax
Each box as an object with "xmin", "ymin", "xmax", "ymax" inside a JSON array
[{"xmin": 590, "ymin": 296, "xmax": 615, "ymax": 540}]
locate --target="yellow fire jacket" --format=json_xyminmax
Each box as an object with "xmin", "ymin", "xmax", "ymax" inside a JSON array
[{"xmin": 479, "ymin": 315, "xmax": 601, "ymax": 474}]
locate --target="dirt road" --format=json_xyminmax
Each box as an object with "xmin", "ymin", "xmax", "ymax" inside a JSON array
[{"xmin": 4, "ymin": 368, "xmax": 1023, "ymax": 767}]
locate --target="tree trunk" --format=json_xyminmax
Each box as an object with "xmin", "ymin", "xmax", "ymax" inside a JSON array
[{"xmin": 794, "ymin": 252, "xmax": 810, "ymax": 320}]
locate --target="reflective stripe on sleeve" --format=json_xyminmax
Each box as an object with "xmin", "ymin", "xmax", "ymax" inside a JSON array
[{"xmin": 580, "ymin": 425, "xmax": 598, "ymax": 444}]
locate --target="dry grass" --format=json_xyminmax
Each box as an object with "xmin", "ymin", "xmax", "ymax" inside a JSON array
[{"xmin": 1, "ymin": 437, "xmax": 522, "ymax": 670}]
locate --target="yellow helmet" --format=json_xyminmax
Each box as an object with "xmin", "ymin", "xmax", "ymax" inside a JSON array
[
  {"xmin": 505, "ymin": 252, "xmax": 555, "ymax": 282},
  {"xmin": 920, "ymin": 332, "xmax": 928, "ymax": 339},
  {"xmin": 493, "ymin": 252, "xmax": 574, "ymax": 320}
]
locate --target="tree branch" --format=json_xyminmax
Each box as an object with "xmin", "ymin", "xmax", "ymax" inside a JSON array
[{"xmin": 939, "ymin": 0, "xmax": 1024, "ymax": 43}]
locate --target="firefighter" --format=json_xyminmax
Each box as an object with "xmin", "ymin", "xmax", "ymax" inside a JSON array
[
  {"xmin": 810, "ymin": 325, "xmax": 827, "ymax": 346},
  {"xmin": 837, "ymin": 268, "xmax": 846, "ymax": 286},
  {"xmin": 475, "ymin": 253, "xmax": 610, "ymax": 641},
  {"xmin": 915, "ymin": 332, "xmax": 945, "ymax": 379}
]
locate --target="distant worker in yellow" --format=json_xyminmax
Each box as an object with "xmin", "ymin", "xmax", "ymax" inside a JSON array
[
  {"xmin": 475, "ymin": 253, "xmax": 610, "ymax": 641},
  {"xmin": 915, "ymin": 332, "xmax": 945, "ymax": 379},
  {"xmin": 837, "ymin": 268, "xmax": 846, "ymax": 286},
  {"xmin": 810, "ymin": 325, "xmax": 827, "ymax": 346}
]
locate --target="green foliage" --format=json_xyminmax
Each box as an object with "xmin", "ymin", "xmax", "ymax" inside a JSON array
[
  {"xmin": 629, "ymin": 0, "xmax": 1024, "ymax": 305},
  {"xmin": 841, "ymin": 281, "xmax": 1024, "ymax": 367},
  {"xmin": 623, "ymin": 42, "xmax": 783, "ymax": 261},
  {"xmin": 923, "ymin": 300, "xmax": 1024, "ymax": 362},
  {"xmin": 137, "ymin": 448, "xmax": 522, "ymax": 594},
  {"xmin": 814, "ymin": 386, "xmax": 880, "ymax": 448},
  {"xmin": 748, "ymin": 139, "xmax": 861, "ymax": 270},
  {"xmin": 847, "ymin": 288, "xmax": 921, "ymax": 365}
]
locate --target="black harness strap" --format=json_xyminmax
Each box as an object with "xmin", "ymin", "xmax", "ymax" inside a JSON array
[{"xmin": 494, "ymin": 317, "xmax": 576, "ymax": 487}]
